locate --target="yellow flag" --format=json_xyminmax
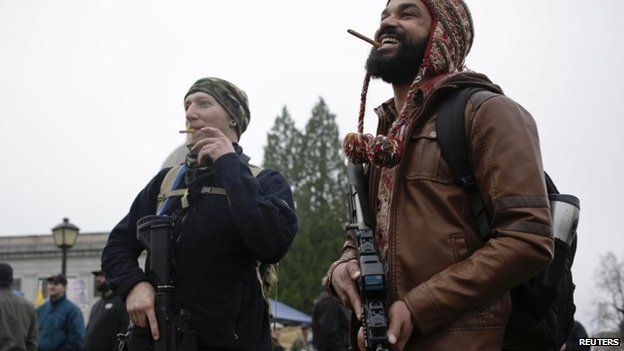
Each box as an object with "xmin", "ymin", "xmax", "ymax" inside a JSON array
[{"xmin": 35, "ymin": 282, "xmax": 44, "ymax": 308}]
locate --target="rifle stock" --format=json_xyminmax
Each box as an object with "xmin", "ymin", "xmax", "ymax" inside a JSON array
[{"xmin": 346, "ymin": 163, "xmax": 390, "ymax": 351}]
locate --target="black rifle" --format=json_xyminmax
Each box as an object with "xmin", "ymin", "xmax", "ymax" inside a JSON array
[
  {"xmin": 345, "ymin": 162, "xmax": 390, "ymax": 351},
  {"xmin": 119, "ymin": 215, "xmax": 196, "ymax": 351}
]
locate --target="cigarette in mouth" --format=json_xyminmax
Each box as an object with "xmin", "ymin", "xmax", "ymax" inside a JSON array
[
  {"xmin": 179, "ymin": 129, "xmax": 196, "ymax": 134},
  {"xmin": 347, "ymin": 29, "xmax": 382, "ymax": 48}
]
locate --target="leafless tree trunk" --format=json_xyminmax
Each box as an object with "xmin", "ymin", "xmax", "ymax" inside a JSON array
[{"xmin": 593, "ymin": 252, "xmax": 624, "ymax": 336}]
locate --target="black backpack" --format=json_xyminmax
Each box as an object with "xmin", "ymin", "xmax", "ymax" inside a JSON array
[{"xmin": 436, "ymin": 87, "xmax": 579, "ymax": 350}]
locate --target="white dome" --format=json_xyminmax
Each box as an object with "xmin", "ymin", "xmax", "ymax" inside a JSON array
[{"xmin": 161, "ymin": 144, "xmax": 187, "ymax": 169}]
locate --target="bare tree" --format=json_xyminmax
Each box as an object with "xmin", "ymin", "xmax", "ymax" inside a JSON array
[{"xmin": 593, "ymin": 252, "xmax": 624, "ymax": 335}]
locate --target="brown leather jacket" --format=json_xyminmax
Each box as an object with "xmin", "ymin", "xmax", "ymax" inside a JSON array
[{"xmin": 327, "ymin": 72, "xmax": 554, "ymax": 350}]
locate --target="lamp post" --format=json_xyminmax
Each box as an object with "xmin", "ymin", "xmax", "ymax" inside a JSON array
[{"xmin": 52, "ymin": 218, "xmax": 80, "ymax": 277}]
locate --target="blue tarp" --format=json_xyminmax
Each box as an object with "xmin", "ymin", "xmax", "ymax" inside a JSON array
[{"xmin": 269, "ymin": 299, "xmax": 312, "ymax": 326}]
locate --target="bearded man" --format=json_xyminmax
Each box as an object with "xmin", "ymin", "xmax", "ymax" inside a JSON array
[
  {"xmin": 326, "ymin": 0, "xmax": 554, "ymax": 350},
  {"xmin": 84, "ymin": 270, "xmax": 129, "ymax": 351}
]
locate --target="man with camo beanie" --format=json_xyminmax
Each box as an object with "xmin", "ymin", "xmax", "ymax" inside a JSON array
[
  {"xmin": 182, "ymin": 77, "xmax": 251, "ymax": 169},
  {"xmin": 184, "ymin": 77, "xmax": 251, "ymax": 138},
  {"xmin": 102, "ymin": 77, "xmax": 298, "ymax": 350},
  {"xmin": 327, "ymin": 0, "xmax": 554, "ymax": 350}
]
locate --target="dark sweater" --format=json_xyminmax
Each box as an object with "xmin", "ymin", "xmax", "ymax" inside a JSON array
[
  {"xmin": 312, "ymin": 292, "xmax": 349, "ymax": 351},
  {"xmin": 102, "ymin": 147, "xmax": 298, "ymax": 350},
  {"xmin": 84, "ymin": 292, "xmax": 129, "ymax": 351}
]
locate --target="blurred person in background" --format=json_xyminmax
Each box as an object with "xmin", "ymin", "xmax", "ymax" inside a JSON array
[
  {"xmin": 312, "ymin": 290, "xmax": 349, "ymax": 351},
  {"xmin": 0, "ymin": 262, "xmax": 37, "ymax": 351},
  {"xmin": 36, "ymin": 274, "xmax": 85, "ymax": 351},
  {"xmin": 84, "ymin": 269, "xmax": 129, "ymax": 351},
  {"xmin": 290, "ymin": 324, "xmax": 313, "ymax": 351}
]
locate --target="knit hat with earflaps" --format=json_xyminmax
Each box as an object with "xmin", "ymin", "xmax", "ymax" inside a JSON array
[{"xmin": 343, "ymin": 0, "xmax": 474, "ymax": 168}]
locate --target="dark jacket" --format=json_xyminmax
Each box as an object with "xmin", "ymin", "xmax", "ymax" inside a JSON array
[
  {"xmin": 0, "ymin": 288, "xmax": 37, "ymax": 351},
  {"xmin": 102, "ymin": 146, "xmax": 298, "ymax": 350},
  {"xmin": 37, "ymin": 295, "xmax": 85, "ymax": 351},
  {"xmin": 565, "ymin": 321, "xmax": 590, "ymax": 351},
  {"xmin": 84, "ymin": 292, "xmax": 129, "ymax": 351},
  {"xmin": 312, "ymin": 292, "xmax": 349, "ymax": 351},
  {"xmin": 327, "ymin": 72, "xmax": 554, "ymax": 350}
]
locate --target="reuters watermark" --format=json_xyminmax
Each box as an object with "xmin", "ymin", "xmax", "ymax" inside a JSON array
[{"xmin": 577, "ymin": 338, "xmax": 621, "ymax": 347}]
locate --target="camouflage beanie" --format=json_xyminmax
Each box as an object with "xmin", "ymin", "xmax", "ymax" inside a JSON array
[{"xmin": 184, "ymin": 77, "xmax": 251, "ymax": 137}]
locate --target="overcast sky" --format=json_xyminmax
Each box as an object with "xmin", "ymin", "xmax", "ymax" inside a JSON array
[{"xmin": 1, "ymin": 0, "xmax": 623, "ymax": 334}]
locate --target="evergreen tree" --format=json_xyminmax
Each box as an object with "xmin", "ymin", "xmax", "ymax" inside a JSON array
[
  {"xmin": 262, "ymin": 106, "xmax": 303, "ymax": 190},
  {"xmin": 271, "ymin": 98, "xmax": 347, "ymax": 314},
  {"xmin": 297, "ymin": 98, "xmax": 346, "ymax": 221}
]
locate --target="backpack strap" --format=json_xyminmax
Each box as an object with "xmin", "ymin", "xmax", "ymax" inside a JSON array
[
  {"xmin": 197, "ymin": 165, "xmax": 264, "ymax": 196},
  {"xmin": 544, "ymin": 172, "xmax": 559, "ymax": 194},
  {"xmin": 436, "ymin": 87, "xmax": 493, "ymax": 240},
  {"xmin": 156, "ymin": 164, "xmax": 188, "ymax": 215},
  {"xmin": 157, "ymin": 164, "xmax": 263, "ymax": 211},
  {"xmin": 244, "ymin": 165, "xmax": 278, "ymax": 308},
  {"xmin": 249, "ymin": 165, "xmax": 263, "ymax": 177},
  {"xmin": 200, "ymin": 186, "xmax": 227, "ymax": 195}
]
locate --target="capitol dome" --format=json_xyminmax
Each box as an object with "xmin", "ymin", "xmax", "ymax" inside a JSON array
[{"xmin": 161, "ymin": 144, "xmax": 187, "ymax": 169}]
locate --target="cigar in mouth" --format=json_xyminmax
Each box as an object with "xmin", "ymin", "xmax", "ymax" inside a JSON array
[
  {"xmin": 347, "ymin": 29, "xmax": 382, "ymax": 48},
  {"xmin": 179, "ymin": 129, "xmax": 196, "ymax": 134}
]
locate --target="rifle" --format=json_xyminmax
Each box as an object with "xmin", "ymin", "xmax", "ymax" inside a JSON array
[
  {"xmin": 345, "ymin": 162, "xmax": 390, "ymax": 351},
  {"xmin": 118, "ymin": 215, "xmax": 196, "ymax": 351}
]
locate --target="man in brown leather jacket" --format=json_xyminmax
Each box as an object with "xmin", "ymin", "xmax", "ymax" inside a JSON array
[{"xmin": 326, "ymin": 0, "xmax": 554, "ymax": 350}]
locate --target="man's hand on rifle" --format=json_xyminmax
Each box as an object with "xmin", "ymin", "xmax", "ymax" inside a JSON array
[
  {"xmin": 331, "ymin": 260, "xmax": 362, "ymax": 320},
  {"xmin": 126, "ymin": 281, "xmax": 160, "ymax": 341},
  {"xmin": 386, "ymin": 300, "xmax": 414, "ymax": 350},
  {"xmin": 356, "ymin": 300, "xmax": 413, "ymax": 351}
]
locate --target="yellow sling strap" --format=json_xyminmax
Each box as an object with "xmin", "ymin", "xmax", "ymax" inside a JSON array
[
  {"xmin": 156, "ymin": 165, "xmax": 184, "ymax": 214},
  {"xmin": 157, "ymin": 164, "xmax": 264, "ymax": 212}
]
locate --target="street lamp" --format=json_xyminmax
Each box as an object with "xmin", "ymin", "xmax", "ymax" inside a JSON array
[{"xmin": 52, "ymin": 218, "xmax": 80, "ymax": 277}]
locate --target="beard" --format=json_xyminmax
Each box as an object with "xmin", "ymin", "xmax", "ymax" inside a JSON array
[
  {"xmin": 366, "ymin": 34, "xmax": 428, "ymax": 85},
  {"xmin": 96, "ymin": 281, "xmax": 109, "ymax": 293}
]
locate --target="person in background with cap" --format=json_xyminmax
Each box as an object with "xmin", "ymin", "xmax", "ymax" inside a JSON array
[
  {"xmin": 325, "ymin": 0, "xmax": 554, "ymax": 350},
  {"xmin": 102, "ymin": 77, "xmax": 298, "ymax": 350},
  {"xmin": 84, "ymin": 270, "xmax": 129, "ymax": 351},
  {"xmin": 36, "ymin": 274, "xmax": 85, "ymax": 351},
  {"xmin": 0, "ymin": 262, "xmax": 37, "ymax": 351}
]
